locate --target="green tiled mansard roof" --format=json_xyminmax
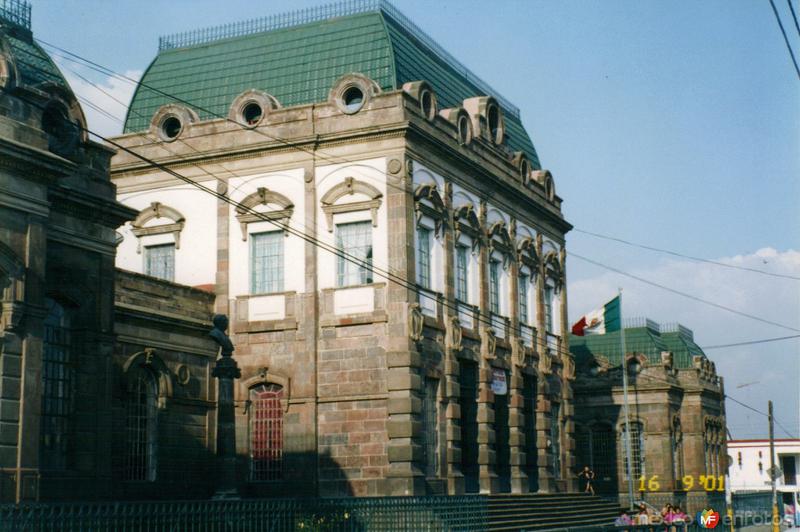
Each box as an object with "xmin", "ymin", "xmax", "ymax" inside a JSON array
[
  {"xmin": 570, "ymin": 319, "xmax": 707, "ymax": 370},
  {"xmin": 124, "ymin": 1, "xmax": 541, "ymax": 168}
]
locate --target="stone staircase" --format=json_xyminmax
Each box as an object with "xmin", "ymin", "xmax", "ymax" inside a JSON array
[{"xmin": 486, "ymin": 493, "xmax": 621, "ymax": 531}]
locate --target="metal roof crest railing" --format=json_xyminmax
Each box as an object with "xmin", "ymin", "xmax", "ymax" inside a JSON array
[
  {"xmin": 0, "ymin": 0, "xmax": 31, "ymax": 30},
  {"xmin": 157, "ymin": 0, "xmax": 521, "ymax": 118}
]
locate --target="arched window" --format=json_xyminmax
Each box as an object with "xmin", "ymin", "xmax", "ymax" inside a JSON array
[
  {"xmin": 123, "ymin": 366, "xmax": 158, "ymax": 481},
  {"xmin": 41, "ymin": 298, "xmax": 74, "ymax": 470},
  {"xmin": 249, "ymin": 384, "xmax": 283, "ymax": 481}
]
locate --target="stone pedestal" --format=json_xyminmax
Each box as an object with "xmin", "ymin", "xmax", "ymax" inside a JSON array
[{"xmin": 212, "ymin": 354, "xmax": 241, "ymax": 498}]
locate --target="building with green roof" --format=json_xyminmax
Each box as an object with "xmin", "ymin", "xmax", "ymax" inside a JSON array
[
  {"xmin": 111, "ymin": 0, "xmax": 576, "ymax": 501},
  {"xmin": 569, "ymin": 318, "xmax": 727, "ymax": 513},
  {"xmin": 124, "ymin": 0, "xmax": 541, "ymax": 168}
]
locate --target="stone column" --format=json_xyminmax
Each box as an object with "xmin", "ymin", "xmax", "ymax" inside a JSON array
[
  {"xmin": 476, "ymin": 201, "xmax": 497, "ymax": 493},
  {"xmin": 534, "ymin": 234, "xmax": 554, "ymax": 492},
  {"xmin": 507, "ymin": 220, "xmax": 528, "ymax": 493},
  {"xmin": 385, "ymin": 156, "xmax": 425, "ymax": 496},
  {"xmin": 210, "ymin": 314, "xmax": 241, "ymax": 498},
  {"xmin": 558, "ymin": 248, "xmax": 577, "ymax": 491},
  {"xmin": 442, "ymin": 183, "xmax": 464, "ymax": 494}
]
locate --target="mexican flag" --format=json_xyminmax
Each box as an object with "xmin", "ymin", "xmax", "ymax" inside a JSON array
[{"xmin": 571, "ymin": 295, "xmax": 621, "ymax": 336}]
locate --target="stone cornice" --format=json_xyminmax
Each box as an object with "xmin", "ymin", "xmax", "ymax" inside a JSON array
[
  {"xmin": 49, "ymin": 185, "xmax": 138, "ymax": 227},
  {"xmin": 0, "ymin": 136, "xmax": 74, "ymax": 180}
]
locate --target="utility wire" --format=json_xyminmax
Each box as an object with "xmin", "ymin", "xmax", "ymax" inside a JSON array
[
  {"xmin": 632, "ymin": 373, "xmax": 798, "ymax": 439},
  {"xmin": 701, "ymin": 334, "xmax": 800, "ymax": 350},
  {"xmin": 46, "ymin": 43, "xmax": 800, "ymax": 292},
  {"xmin": 574, "ymin": 228, "xmax": 800, "ymax": 281},
  {"xmin": 787, "ymin": 0, "xmax": 800, "ymax": 39},
  {"xmin": 24, "ymin": 43, "xmax": 800, "ymax": 341},
  {"xmin": 769, "ymin": 0, "xmax": 800, "ymax": 80},
  {"xmin": 569, "ymin": 252, "xmax": 800, "ymax": 333}
]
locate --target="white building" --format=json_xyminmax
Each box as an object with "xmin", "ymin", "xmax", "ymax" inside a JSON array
[{"xmin": 728, "ymin": 439, "xmax": 800, "ymax": 493}]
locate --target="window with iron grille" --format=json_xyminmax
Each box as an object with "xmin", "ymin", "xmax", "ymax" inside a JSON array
[
  {"xmin": 519, "ymin": 274, "xmax": 529, "ymax": 323},
  {"xmin": 41, "ymin": 299, "xmax": 74, "ymax": 470},
  {"xmin": 144, "ymin": 243, "xmax": 175, "ymax": 281},
  {"xmin": 250, "ymin": 384, "xmax": 283, "ymax": 481},
  {"xmin": 550, "ymin": 403, "xmax": 561, "ymax": 478},
  {"xmin": 422, "ymin": 378, "xmax": 439, "ymax": 478},
  {"xmin": 544, "ymin": 285, "xmax": 554, "ymax": 333},
  {"xmin": 489, "ymin": 260, "xmax": 500, "ymax": 314},
  {"xmin": 621, "ymin": 422, "xmax": 645, "ymax": 480},
  {"xmin": 123, "ymin": 366, "xmax": 158, "ymax": 481},
  {"xmin": 336, "ymin": 221, "xmax": 373, "ymax": 287},
  {"xmin": 455, "ymin": 245, "xmax": 469, "ymax": 301},
  {"xmin": 250, "ymin": 231, "xmax": 284, "ymax": 294},
  {"xmin": 416, "ymin": 227, "xmax": 431, "ymax": 289}
]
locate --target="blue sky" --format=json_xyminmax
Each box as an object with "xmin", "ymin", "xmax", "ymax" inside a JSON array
[{"xmin": 29, "ymin": 0, "xmax": 800, "ymax": 438}]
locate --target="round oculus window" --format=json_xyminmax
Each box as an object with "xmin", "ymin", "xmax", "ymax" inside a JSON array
[
  {"xmin": 342, "ymin": 86, "xmax": 365, "ymax": 114},
  {"xmin": 160, "ymin": 115, "xmax": 182, "ymax": 140},
  {"xmin": 420, "ymin": 90, "xmax": 434, "ymax": 120},
  {"xmin": 241, "ymin": 101, "xmax": 263, "ymax": 126},
  {"xmin": 457, "ymin": 115, "xmax": 471, "ymax": 145},
  {"xmin": 487, "ymin": 105, "xmax": 501, "ymax": 143}
]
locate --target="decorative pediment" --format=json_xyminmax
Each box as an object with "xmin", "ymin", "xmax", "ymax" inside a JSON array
[
  {"xmin": 413, "ymin": 183, "xmax": 446, "ymax": 237},
  {"xmin": 487, "ymin": 221, "xmax": 514, "ymax": 264},
  {"xmin": 131, "ymin": 202, "xmax": 186, "ymax": 252},
  {"xmin": 320, "ymin": 177, "xmax": 382, "ymax": 232},
  {"xmin": 516, "ymin": 236, "xmax": 540, "ymax": 270},
  {"xmin": 453, "ymin": 203, "xmax": 481, "ymax": 248},
  {"xmin": 542, "ymin": 249, "xmax": 564, "ymax": 293},
  {"xmin": 235, "ymin": 187, "xmax": 294, "ymax": 241}
]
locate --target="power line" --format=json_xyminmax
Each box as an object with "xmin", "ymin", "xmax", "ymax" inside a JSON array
[
  {"xmin": 25, "ymin": 42, "xmax": 800, "ymax": 340},
  {"xmin": 47, "ymin": 42, "xmax": 800, "ymax": 300},
  {"xmin": 769, "ymin": 0, "xmax": 800, "ymax": 80},
  {"xmin": 633, "ymin": 373, "xmax": 798, "ymax": 439},
  {"xmin": 573, "ymin": 228, "xmax": 800, "ymax": 281},
  {"xmin": 701, "ymin": 334, "xmax": 800, "ymax": 350},
  {"xmin": 787, "ymin": 0, "xmax": 800, "ymax": 39},
  {"xmin": 568, "ymin": 252, "xmax": 800, "ymax": 333}
]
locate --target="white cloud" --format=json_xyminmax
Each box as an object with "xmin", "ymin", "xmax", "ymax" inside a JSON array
[
  {"xmin": 57, "ymin": 63, "xmax": 142, "ymax": 140},
  {"xmin": 568, "ymin": 248, "xmax": 800, "ymax": 439}
]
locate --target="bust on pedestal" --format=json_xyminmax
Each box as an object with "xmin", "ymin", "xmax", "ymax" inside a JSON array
[{"xmin": 209, "ymin": 314, "xmax": 241, "ymax": 499}]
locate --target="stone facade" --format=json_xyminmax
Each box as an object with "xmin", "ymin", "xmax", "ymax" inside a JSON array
[
  {"xmin": 0, "ymin": 10, "xmax": 219, "ymax": 502},
  {"xmin": 110, "ymin": 5, "xmax": 578, "ymax": 497},
  {"xmin": 571, "ymin": 320, "xmax": 727, "ymax": 513}
]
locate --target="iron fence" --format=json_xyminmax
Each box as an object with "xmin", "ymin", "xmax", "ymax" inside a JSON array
[{"xmin": 0, "ymin": 496, "xmax": 488, "ymax": 531}]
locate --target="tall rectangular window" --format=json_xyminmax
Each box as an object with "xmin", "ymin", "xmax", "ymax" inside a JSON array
[
  {"xmin": 144, "ymin": 243, "xmax": 175, "ymax": 282},
  {"xmin": 489, "ymin": 260, "xmax": 500, "ymax": 314},
  {"xmin": 544, "ymin": 285, "xmax": 554, "ymax": 333},
  {"xmin": 251, "ymin": 231, "xmax": 284, "ymax": 294},
  {"xmin": 41, "ymin": 299, "xmax": 73, "ymax": 471},
  {"xmin": 519, "ymin": 274, "xmax": 529, "ymax": 323},
  {"xmin": 622, "ymin": 422, "xmax": 645, "ymax": 480},
  {"xmin": 455, "ymin": 245, "xmax": 469, "ymax": 301},
  {"xmin": 422, "ymin": 378, "xmax": 439, "ymax": 478},
  {"xmin": 416, "ymin": 227, "xmax": 431, "ymax": 289},
  {"xmin": 336, "ymin": 221, "xmax": 373, "ymax": 287},
  {"xmin": 250, "ymin": 384, "xmax": 284, "ymax": 481}
]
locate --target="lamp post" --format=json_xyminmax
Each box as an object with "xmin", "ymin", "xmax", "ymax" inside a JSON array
[{"xmin": 210, "ymin": 314, "xmax": 241, "ymax": 499}]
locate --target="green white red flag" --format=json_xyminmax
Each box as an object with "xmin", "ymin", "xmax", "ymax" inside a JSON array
[{"xmin": 571, "ymin": 295, "xmax": 621, "ymax": 336}]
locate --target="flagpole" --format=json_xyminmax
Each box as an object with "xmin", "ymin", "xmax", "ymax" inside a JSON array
[{"xmin": 619, "ymin": 288, "xmax": 635, "ymax": 511}]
